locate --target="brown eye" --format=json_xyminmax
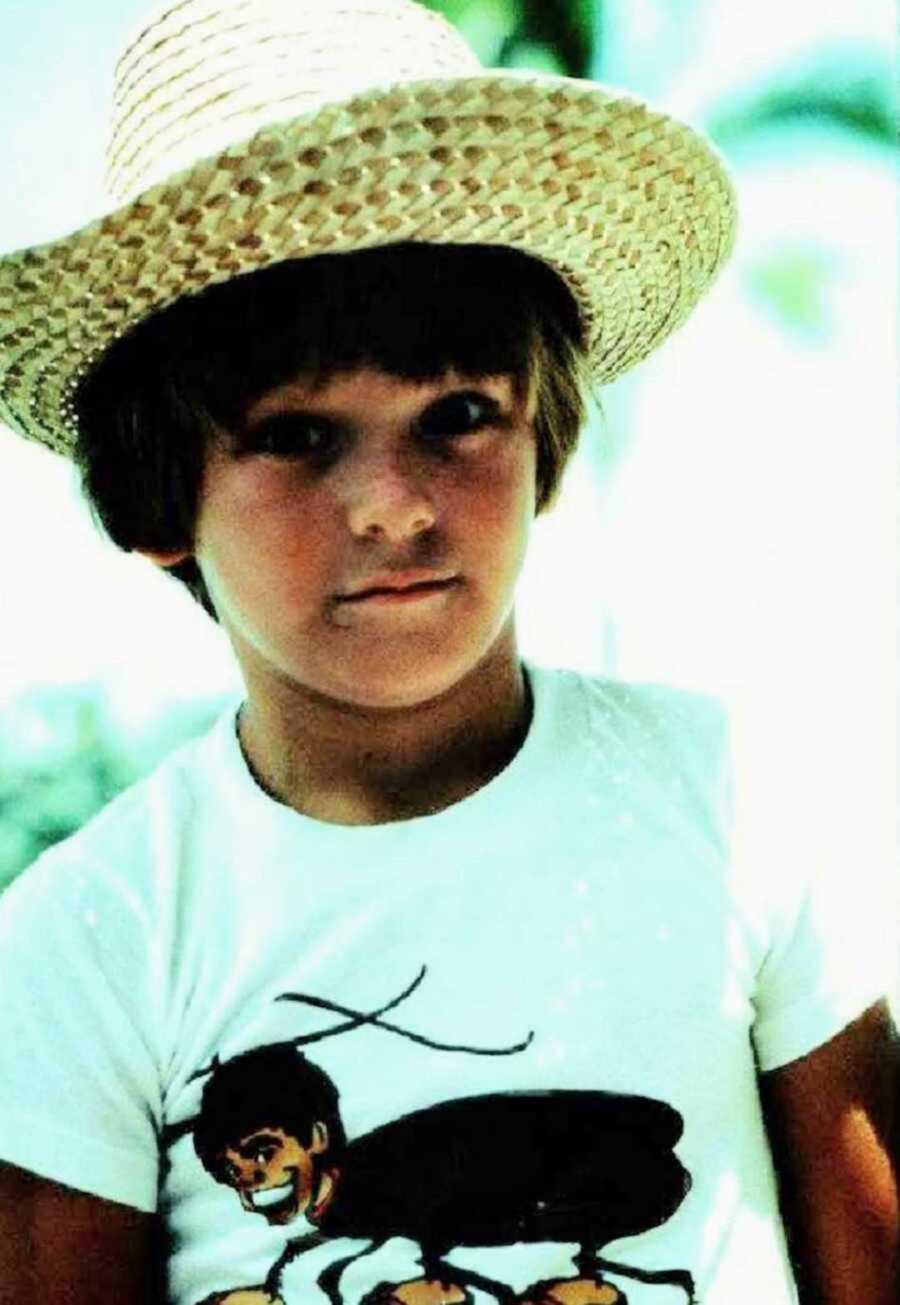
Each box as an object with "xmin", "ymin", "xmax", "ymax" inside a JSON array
[
  {"xmin": 241, "ymin": 414, "xmax": 341, "ymax": 461},
  {"xmin": 417, "ymin": 392, "xmax": 500, "ymax": 443}
]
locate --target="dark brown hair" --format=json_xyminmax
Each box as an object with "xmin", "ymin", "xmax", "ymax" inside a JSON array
[
  {"xmin": 74, "ymin": 243, "xmax": 589, "ymax": 617},
  {"xmin": 193, "ymin": 1045, "xmax": 347, "ymax": 1181}
]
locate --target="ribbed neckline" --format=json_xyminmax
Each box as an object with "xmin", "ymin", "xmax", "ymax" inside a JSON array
[{"xmin": 211, "ymin": 662, "xmax": 575, "ymax": 847}]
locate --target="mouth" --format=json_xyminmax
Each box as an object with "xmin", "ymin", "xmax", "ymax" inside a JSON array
[
  {"xmin": 246, "ymin": 1179, "xmax": 299, "ymax": 1221},
  {"xmin": 337, "ymin": 577, "xmax": 460, "ymax": 605}
]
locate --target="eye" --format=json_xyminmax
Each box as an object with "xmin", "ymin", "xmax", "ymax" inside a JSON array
[
  {"xmin": 417, "ymin": 391, "xmax": 502, "ymax": 444},
  {"xmin": 239, "ymin": 413, "xmax": 341, "ymax": 462}
]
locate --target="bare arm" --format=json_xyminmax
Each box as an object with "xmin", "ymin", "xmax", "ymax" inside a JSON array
[
  {"xmin": 759, "ymin": 1000, "xmax": 899, "ymax": 1304},
  {"xmin": 0, "ymin": 1161, "xmax": 162, "ymax": 1305}
]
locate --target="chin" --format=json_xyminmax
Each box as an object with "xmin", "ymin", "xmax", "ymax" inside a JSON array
[{"xmin": 324, "ymin": 656, "xmax": 477, "ymax": 712}]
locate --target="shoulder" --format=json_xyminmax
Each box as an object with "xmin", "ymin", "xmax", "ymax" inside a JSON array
[
  {"xmin": 549, "ymin": 664, "xmax": 726, "ymax": 740},
  {"xmin": 0, "ymin": 702, "xmax": 239, "ymax": 927},
  {"xmin": 544, "ymin": 664, "xmax": 730, "ymax": 788}
]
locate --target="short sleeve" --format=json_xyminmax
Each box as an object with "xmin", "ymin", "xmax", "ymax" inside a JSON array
[
  {"xmin": 0, "ymin": 847, "xmax": 162, "ymax": 1211},
  {"xmin": 725, "ymin": 695, "xmax": 893, "ymax": 1073},
  {"xmin": 750, "ymin": 857, "xmax": 890, "ymax": 1071},
  {"xmin": 725, "ymin": 694, "xmax": 892, "ymax": 1070}
]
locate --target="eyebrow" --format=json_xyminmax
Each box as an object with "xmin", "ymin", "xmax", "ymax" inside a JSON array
[
  {"xmin": 237, "ymin": 1132, "xmax": 283, "ymax": 1156},
  {"xmin": 243, "ymin": 376, "xmax": 516, "ymax": 428}
]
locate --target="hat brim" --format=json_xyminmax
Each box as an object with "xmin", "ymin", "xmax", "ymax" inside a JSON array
[{"xmin": 0, "ymin": 72, "xmax": 737, "ymax": 454}]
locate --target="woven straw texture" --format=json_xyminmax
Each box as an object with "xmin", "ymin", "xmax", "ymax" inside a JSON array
[{"xmin": 0, "ymin": 0, "xmax": 737, "ymax": 456}]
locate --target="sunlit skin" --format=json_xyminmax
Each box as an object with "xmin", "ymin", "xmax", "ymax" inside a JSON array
[
  {"xmin": 217, "ymin": 1123, "xmax": 332, "ymax": 1226},
  {"xmin": 142, "ymin": 368, "xmax": 538, "ymax": 824}
]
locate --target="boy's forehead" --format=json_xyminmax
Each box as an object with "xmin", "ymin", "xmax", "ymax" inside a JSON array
[{"xmin": 244, "ymin": 367, "xmax": 522, "ymax": 424}]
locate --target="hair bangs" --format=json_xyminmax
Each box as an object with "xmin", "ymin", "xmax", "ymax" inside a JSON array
[{"xmin": 160, "ymin": 244, "xmax": 562, "ymax": 429}]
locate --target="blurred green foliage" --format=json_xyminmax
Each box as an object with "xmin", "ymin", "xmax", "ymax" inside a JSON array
[
  {"xmin": 426, "ymin": 0, "xmax": 595, "ymax": 75},
  {"xmin": 707, "ymin": 47, "xmax": 895, "ymax": 149},
  {"xmin": 0, "ymin": 687, "xmax": 223, "ymax": 892},
  {"xmin": 745, "ymin": 247, "xmax": 836, "ymax": 343}
]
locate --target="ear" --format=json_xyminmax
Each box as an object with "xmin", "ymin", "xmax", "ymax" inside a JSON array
[
  {"xmin": 310, "ymin": 1122, "xmax": 329, "ymax": 1155},
  {"xmin": 136, "ymin": 547, "xmax": 193, "ymax": 569}
]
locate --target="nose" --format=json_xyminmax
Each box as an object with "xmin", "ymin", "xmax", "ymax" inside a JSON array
[
  {"xmin": 342, "ymin": 443, "xmax": 437, "ymax": 543},
  {"xmin": 237, "ymin": 1167, "xmax": 266, "ymax": 1191},
  {"xmin": 227, "ymin": 1155, "xmax": 264, "ymax": 1188}
]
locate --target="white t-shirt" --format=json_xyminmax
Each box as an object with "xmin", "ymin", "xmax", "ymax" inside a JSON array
[{"xmin": 0, "ymin": 665, "xmax": 886, "ymax": 1305}]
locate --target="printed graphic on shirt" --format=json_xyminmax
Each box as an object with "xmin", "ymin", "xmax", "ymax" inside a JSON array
[{"xmin": 165, "ymin": 971, "xmax": 695, "ymax": 1305}]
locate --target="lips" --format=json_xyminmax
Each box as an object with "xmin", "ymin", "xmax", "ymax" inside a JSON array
[{"xmin": 337, "ymin": 572, "xmax": 458, "ymax": 602}]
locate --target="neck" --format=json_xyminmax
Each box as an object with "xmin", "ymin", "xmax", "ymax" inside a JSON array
[{"xmin": 237, "ymin": 638, "xmax": 532, "ymax": 825}]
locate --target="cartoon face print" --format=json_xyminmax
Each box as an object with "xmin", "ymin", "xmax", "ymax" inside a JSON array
[{"xmin": 218, "ymin": 1121, "xmax": 329, "ymax": 1225}]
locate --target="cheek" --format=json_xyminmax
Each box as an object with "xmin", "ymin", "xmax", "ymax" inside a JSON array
[
  {"xmin": 197, "ymin": 475, "xmax": 336, "ymax": 599},
  {"xmin": 459, "ymin": 443, "xmax": 536, "ymax": 559},
  {"xmin": 202, "ymin": 465, "xmax": 316, "ymax": 548},
  {"xmin": 268, "ymin": 1152, "xmax": 288, "ymax": 1180}
]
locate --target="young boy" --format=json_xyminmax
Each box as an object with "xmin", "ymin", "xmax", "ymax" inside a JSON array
[{"xmin": 0, "ymin": 3, "xmax": 895, "ymax": 1304}]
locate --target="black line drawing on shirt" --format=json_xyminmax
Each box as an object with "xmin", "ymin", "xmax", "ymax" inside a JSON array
[
  {"xmin": 163, "ymin": 971, "xmax": 695, "ymax": 1305},
  {"xmin": 183, "ymin": 966, "xmax": 534, "ymax": 1090}
]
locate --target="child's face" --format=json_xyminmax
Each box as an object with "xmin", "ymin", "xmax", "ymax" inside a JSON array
[{"xmin": 191, "ymin": 367, "xmax": 537, "ymax": 710}]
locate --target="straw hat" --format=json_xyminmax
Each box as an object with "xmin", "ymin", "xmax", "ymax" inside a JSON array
[{"xmin": 0, "ymin": 0, "xmax": 737, "ymax": 457}]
